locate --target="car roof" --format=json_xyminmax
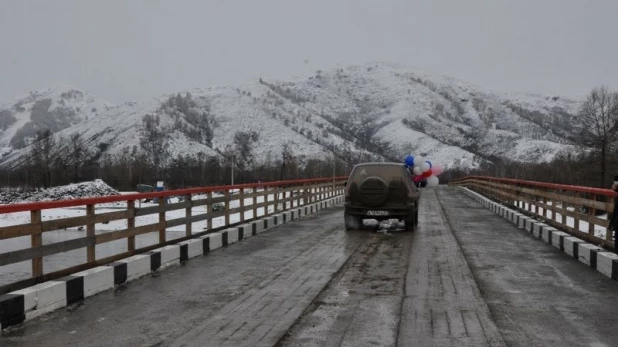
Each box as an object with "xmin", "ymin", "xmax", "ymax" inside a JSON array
[{"xmin": 353, "ymin": 162, "xmax": 405, "ymax": 167}]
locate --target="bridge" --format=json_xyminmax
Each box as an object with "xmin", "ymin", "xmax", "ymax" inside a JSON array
[{"xmin": 1, "ymin": 177, "xmax": 618, "ymax": 347}]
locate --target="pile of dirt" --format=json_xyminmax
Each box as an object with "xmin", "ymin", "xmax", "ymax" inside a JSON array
[{"xmin": 0, "ymin": 179, "xmax": 120, "ymax": 204}]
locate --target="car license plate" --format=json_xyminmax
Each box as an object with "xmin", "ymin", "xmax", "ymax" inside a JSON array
[{"xmin": 367, "ymin": 210, "xmax": 389, "ymax": 216}]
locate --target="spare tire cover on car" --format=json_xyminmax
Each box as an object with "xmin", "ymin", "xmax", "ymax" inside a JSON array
[{"xmin": 359, "ymin": 176, "xmax": 389, "ymax": 207}]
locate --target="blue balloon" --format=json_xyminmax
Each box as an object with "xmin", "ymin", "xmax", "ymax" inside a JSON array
[{"xmin": 405, "ymin": 155, "xmax": 415, "ymax": 167}]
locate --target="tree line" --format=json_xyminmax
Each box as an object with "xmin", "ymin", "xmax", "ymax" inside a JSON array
[
  {"xmin": 1, "ymin": 128, "xmax": 353, "ymax": 192},
  {"xmin": 446, "ymin": 86, "xmax": 618, "ymax": 189}
]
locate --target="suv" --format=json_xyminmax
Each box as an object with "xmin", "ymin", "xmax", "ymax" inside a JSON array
[{"xmin": 344, "ymin": 162, "xmax": 420, "ymax": 231}]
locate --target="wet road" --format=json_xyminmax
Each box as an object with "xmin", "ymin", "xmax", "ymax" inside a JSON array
[{"xmin": 3, "ymin": 187, "xmax": 618, "ymax": 346}]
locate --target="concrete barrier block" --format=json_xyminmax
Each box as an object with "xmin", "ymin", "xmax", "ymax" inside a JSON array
[
  {"xmin": 533, "ymin": 223, "xmax": 545, "ymax": 238},
  {"xmin": 578, "ymin": 243, "xmax": 603, "ymax": 268},
  {"xmin": 119, "ymin": 254, "xmax": 151, "ymax": 281},
  {"xmin": 542, "ymin": 227, "xmax": 556, "ymax": 244},
  {"xmin": 30, "ymin": 281, "xmax": 67, "ymax": 317},
  {"xmin": 237, "ymin": 224, "xmax": 252, "ymax": 240},
  {"xmin": 596, "ymin": 252, "xmax": 618, "ymax": 279},
  {"xmin": 268, "ymin": 214, "xmax": 279, "ymax": 226},
  {"xmin": 524, "ymin": 218, "xmax": 533, "ymax": 232},
  {"xmin": 74, "ymin": 266, "xmax": 114, "ymax": 298},
  {"xmin": 225, "ymin": 228, "xmax": 239, "ymax": 245},
  {"xmin": 563, "ymin": 236, "xmax": 584, "ymax": 258},
  {"xmin": 0, "ymin": 294, "xmax": 25, "ymax": 329},
  {"xmin": 179, "ymin": 239, "xmax": 203, "ymax": 259},
  {"xmin": 551, "ymin": 231, "xmax": 569, "ymax": 251},
  {"xmin": 252, "ymin": 219, "xmax": 264, "ymax": 234},
  {"xmin": 262, "ymin": 216, "xmax": 275, "ymax": 230},
  {"xmin": 512, "ymin": 213, "xmax": 520, "ymax": 225},
  {"xmin": 156, "ymin": 245, "xmax": 181, "ymax": 267},
  {"xmin": 517, "ymin": 215, "xmax": 528, "ymax": 229},
  {"xmin": 282, "ymin": 211, "xmax": 292, "ymax": 223},
  {"xmin": 204, "ymin": 232, "xmax": 223, "ymax": 251},
  {"xmin": 10, "ymin": 287, "xmax": 36, "ymax": 313}
]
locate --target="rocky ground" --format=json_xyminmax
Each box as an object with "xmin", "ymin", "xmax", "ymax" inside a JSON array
[{"xmin": 0, "ymin": 179, "xmax": 119, "ymax": 204}]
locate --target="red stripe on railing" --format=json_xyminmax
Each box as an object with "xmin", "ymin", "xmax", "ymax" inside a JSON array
[
  {"xmin": 0, "ymin": 176, "xmax": 348, "ymax": 214},
  {"xmin": 452, "ymin": 176, "xmax": 617, "ymax": 197}
]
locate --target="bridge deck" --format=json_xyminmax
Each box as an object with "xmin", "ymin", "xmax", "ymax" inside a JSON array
[{"xmin": 2, "ymin": 187, "xmax": 618, "ymax": 347}]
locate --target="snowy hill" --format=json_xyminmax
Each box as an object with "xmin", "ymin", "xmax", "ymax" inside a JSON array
[
  {"xmin": 0, "ymin": 84, "xmax": 113, "ymax": 159},
  {"xmin": 0, "ymin": 63, "xmax": 583, "ymax": 170}
]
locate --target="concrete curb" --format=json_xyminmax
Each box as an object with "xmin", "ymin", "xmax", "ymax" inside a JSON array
[
  {"xmin": 459, "ymin": 187, "xmax": 618, "ymax": 282},
  {"xmin": 0, "ymin": 195, "xmax": 344, "ymax": 330}
]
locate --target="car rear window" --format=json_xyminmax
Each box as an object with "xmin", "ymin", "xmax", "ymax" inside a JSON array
[{"xmin": 348, "ymin": 164, "xmax": 407, "ymax": 185}]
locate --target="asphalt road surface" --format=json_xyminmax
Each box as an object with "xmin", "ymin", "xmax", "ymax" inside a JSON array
[{"xmin": 3, "ymin": 187, "xmax": 618, "ymax": 347}]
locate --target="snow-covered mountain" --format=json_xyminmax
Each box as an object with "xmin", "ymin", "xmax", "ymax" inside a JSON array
[
  {"xmin": 0, "ymin": 84, "xmax": 113, "ymax": 158},
  {"xmin": 0, "ymin": 63, "xmax": 583, "ymax": 170}
]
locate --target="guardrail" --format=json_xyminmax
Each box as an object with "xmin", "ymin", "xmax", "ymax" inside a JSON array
[
  {"xmin": 0, "ymin": 177, "xmax": 347, "ymax": 293},
  {"xmin": 451, "ymin": 176, "xmax": 616, "ymax": 249}
]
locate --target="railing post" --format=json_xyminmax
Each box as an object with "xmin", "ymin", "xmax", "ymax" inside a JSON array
[
  {"xmin": 128, "ymin": 200, "xmax": 136, "ymax": 251},
  {"xmin": 253, "ymin": 187, "xmax": 258, "ymax": 220},
  {"xmin": 185, "ymin": 194, "xmax": 192, "ymax": 237},
  {"xmin": 573, "ymin": 193, "xmax": 580, "ymax": 234},
  {"xmin": 239, "ymin": 188, "xmax": 245, "ymax": 223},
  {"xmin": 605, "ymin": 195, "xmax": 613, "ymax": 242},
  {"xmin": 30, "ymin": 209, "xmax": 43, "ymax": 278},
  {"xmin": 561, "ymin": 195, "xmax": 567, "ymax": 226},
  {"xmin": 283, "ymin": 190, "xmax": 288, "ymax": 211},
  {"xmin": 86, "ymin": 204, "xmax": 95, "ymax": 263},
  {"xmin": 264, "ymin": 186, "xmax": 270, "ymax": 217},
  {"xmin": 589, "ymin": 194, "xmax": 596, "ymax": 235},
  {"xmin": 224, "ymin": 190, "xmax": 231, "ymax": 227},
  {"xmin": 207, "ymin": 192, "xmax": 213, "ymax": 231},
  {"xmin": 312, "ymin": 185, "xmax": 316, "ymax": 203},
  {"xmin": 290, "ymin": 186, "xmax": 298, "ymax": 208},
  {"xmin": 158, "ymin": 196, "xmax": 166, "ymax": 244},
  {"xmin": 274, "ymin": 186, "xmax": 279, "ymax": 214}
]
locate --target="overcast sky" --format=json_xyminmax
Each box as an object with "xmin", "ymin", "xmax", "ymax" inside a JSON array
[{"xmin": 1, "ymin": 0, "xmax": 617, "ymax": 103}]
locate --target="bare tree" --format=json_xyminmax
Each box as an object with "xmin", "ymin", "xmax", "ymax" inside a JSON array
[
  {"xmin": 577, "ymin": 86, "xmax": 618, "ymax": 186},
  {"xmin": 280, "ymin": 142, "xmax": 296, "ymax": 180},
  {"xmin": 140, "ymin": 114, "xmax": 170, "ymax": 179},
  {"xmin": 66, "ymin": 132, "xmax": 91, "ymax": 182},
  {"xmin": 233, "ymin": 130, "xmax": 259, "ymax": 171},
  {"xmin": 30, "ymin": 129, "xmax": 58, "ymax": 188}
]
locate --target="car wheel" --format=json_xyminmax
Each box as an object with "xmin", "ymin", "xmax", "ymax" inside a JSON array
[
  {"xmin": 404, "ymin": 211, "xmax": 417, "ymax": 231},
  {"xmin": 344, "ymin": 213, "xmax": 361, "ymax": 230}
]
